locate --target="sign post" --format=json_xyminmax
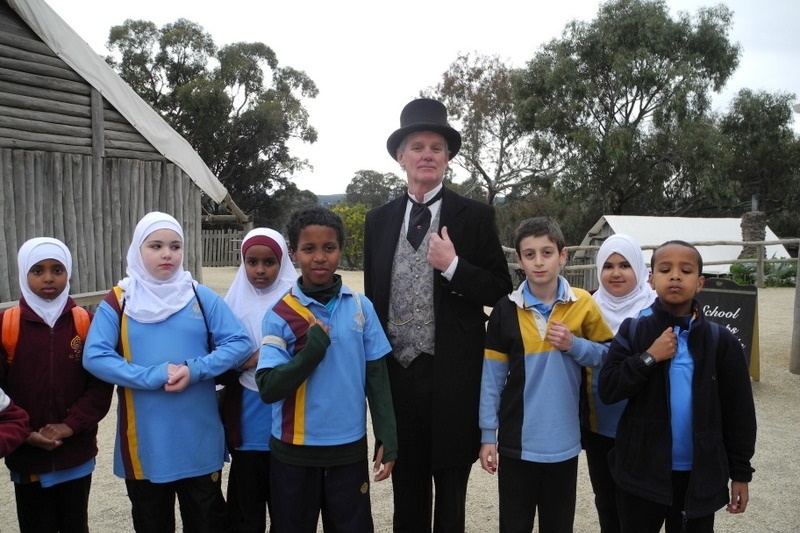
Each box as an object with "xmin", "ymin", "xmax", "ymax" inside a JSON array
[{"xmin": 698, "ymin": 277, "xmax": 759, "ymax": 381}]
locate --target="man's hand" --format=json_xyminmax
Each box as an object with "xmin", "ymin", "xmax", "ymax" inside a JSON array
[
  {"xmin": 547, "ymin": 321, "xmax": 574, "ymax": 352},
  {"xmin": 372, "ymin": 445, "xmax": 394, "ymax": 482},
  {"xmin": 39, "ymin": 423, "xmax": 73, "ymax": 442},
  {"xmin": 428, "ymin": 226, "xmax": 457, "ymax": 271},
  {"xmin": 727, "ymin": 481, "xmax": 749, "ymax": 514}
]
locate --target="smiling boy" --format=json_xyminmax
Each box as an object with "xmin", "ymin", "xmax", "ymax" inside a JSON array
[
  {"xmin": 479, "ymin": 217, "xmax": 613, "ymax": 532},
  {"xmin": 256, "ymin": 206, "xmax": 397, "ymax": 533}
]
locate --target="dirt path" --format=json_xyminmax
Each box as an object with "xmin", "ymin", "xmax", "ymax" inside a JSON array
[{"xmin": 1, "ymin": 270, "xmax": 797, "ymax": 532}]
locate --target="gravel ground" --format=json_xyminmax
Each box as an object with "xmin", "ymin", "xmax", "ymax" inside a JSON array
[{"xmin": 1, "ymin": 268, "xmax": 797, "ymax": 532}]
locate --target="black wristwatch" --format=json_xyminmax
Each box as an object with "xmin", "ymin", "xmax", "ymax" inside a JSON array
[{"xmin": 640, "ymin": 352, "xmax": 656, "ymax": 367}]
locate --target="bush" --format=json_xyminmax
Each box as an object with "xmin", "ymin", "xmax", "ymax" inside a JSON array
[{"xmin": 729, "ymin": 261, "xmax": 796, "ymax": 287}]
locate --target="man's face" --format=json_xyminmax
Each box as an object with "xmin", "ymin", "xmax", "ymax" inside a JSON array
[{"xmin": 396, "ymin": 131, "xmax": 448, "ymax": 193}]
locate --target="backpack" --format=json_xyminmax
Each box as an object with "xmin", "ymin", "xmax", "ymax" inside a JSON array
[{"xmin": 2, "ymin": 305, "xmax": 91, "ymax": 365}]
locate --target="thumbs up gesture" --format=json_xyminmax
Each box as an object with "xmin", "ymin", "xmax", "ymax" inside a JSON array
[{"xmin": 428, "ymin": 226, "xmax": 456, "ymax": 271}]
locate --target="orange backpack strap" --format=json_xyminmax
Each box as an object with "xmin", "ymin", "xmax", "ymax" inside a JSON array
[
  {"xmin": 71, "ymin": 306, "xmax": 91, "ymax": 341},
  {"xmin": 1, "ymin": 306, "xmax": 21, "ymax": 364}
]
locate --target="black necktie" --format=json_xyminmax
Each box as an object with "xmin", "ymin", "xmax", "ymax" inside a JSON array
[{"xmin": 407, "ymin": 189, "xmax": 443, "ymax": 250}]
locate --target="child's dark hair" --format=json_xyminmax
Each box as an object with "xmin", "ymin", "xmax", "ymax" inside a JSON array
[
  {"xmin": 285, "ymin": 205, "xmax": 345, "ymax": 250},
  {"xmin": 651, "ymin": 240, "xmax": 703, "ymax": 272},
  {"xmin": 514, "ymin": 217, "xmax": 566, "ymax": 254}
]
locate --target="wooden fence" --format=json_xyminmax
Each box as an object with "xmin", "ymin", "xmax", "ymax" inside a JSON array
[{"xmin": 202, "ymin": 229, "xmax": 243, "ymax": 267}]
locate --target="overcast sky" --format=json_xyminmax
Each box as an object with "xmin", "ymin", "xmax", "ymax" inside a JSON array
[{"xmin": 44, "ymin": 0, "xmax": 800, "ymax": 195}]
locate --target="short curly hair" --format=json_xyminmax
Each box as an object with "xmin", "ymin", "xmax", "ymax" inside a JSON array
[{"xmin": 285, "ymin": 205, "xmax": 345, "ymax": 251}]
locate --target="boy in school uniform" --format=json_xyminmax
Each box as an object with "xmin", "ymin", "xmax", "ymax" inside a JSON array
[
  {"xmin": 479, "ymin": 217, "xmax": 614, "ymax": 533},
  {"xmin": 599, "ymin": 240, "xmax": 756, "ymax": 533},
  {"xmin": 256, "ymin": 206, "xmax": 397, "ymax": 533}
]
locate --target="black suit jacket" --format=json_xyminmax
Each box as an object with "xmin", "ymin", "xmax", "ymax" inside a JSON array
[{"xmin": 363, "ymin": 187, "xmax": 512, "ymax": 468}]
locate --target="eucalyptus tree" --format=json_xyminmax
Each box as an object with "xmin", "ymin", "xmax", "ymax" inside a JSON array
[
  {"xmin": 514, "ymin": 0, "xmax": 740, "ymax": 220},
  {"xmin": 105, "ymin": 18, "xmax": 318, "ymax": 225}
]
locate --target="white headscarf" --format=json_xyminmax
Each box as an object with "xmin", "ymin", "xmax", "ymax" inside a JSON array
[
  {"xmin": 593, "ymin": 233, "xmax": 657, "ymax": 333},
  {"xmin": 225, "ymin": 228, "xmax": 295, "ymax": 390},
  {"xmin": 118, "ymin": 212, "xmax": 195, "ymax": 323},
  {"xmin": 18, "ymin": 237, "xmax": 73, "ymax": 328}
]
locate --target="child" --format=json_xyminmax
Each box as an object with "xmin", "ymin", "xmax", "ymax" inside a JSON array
[
  {"xmin": 256, "ymin": 206, "xmax": 397, "ymax": 533},
  {"xmin": 599, "ymin": 240, "xmax": 757, "ymax": 533},
  {"xmin": 582, "ymin": 234, "xmax": 656, "ymax": 533},
  {"xmin": 223, "ymin": 228, "xmax": 296, "ymax": 532},
  {"xmin": 479, "ymin": 217, "xmax": 614, "ymax": 533},
  {"xmin": 1, "ymin": 237, "xmax": 113, "ymax": 532},
  {"xmin": 0, "ymin": 387, "xmax": 29, "ymax": 458},
  {"xmin": 83, "ymin": 211, "xmax": 251, "ymax": 532}
]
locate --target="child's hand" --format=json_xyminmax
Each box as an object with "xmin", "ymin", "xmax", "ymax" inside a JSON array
[
  {"xmin": 727, "ymin": 481, "xmax": 749, "ymax": 513},
  {"xmin": 372, "ymin": 444, "xmax": 394, "ymax": 482},
  {"xmin": 26, "ymin": 431, "xmax": 62, "ymax": 451},
  {"xmin": 479, "ymin": 443, "xmax": 498, "ymax": 474},
  {"xmin": 240, "ymin": 350, "xmax": 260, "ymax": 370},
  {"xmin": 165, "ymin": 364, "xmax": 191, "ymax": 392},
  {"xmin": 647, "ymin": 327, "xmax": 677, "ymax": 362},
  {"xmin": 308, "ymin": 314, "xmax": 329, "ymax": 336},
  {"xmin": 547, "ymin": 321, "xmax": 574, "ymax": 352},
  {"xmin": 39, "ymin": 423, "xmax": 73, "ymax": 442}
]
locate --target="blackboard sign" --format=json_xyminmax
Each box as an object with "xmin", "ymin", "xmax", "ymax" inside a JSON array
[{"xmin": 697, "ymin": 277, "xmax": 759, "ymax": 381}]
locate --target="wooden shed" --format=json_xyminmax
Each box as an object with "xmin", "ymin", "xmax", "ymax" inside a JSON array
[{"xmin": 0, "ymin": 0, "xmax": 232, "ymax": 302}]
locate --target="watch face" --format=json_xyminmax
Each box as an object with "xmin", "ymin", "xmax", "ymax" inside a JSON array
[{"xmin": 643, "ymin": 353, "xmax": 656, "ymax": 366}]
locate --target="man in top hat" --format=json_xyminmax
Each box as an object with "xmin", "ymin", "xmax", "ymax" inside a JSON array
[{"xmin": 364, "ymin": 98, "xmax": 512, "ymax": 532}]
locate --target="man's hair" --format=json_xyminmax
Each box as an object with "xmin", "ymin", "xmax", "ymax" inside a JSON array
[
  {"xmin": 286, "ymin": 206, "xmax": 345, "ymax": 250},
  {"xmin": 651, "ymin": 240, "xmax": 703, "ymax": 272},
  {"xmin": 514, "ymin": 217, "xmax": 566, "ymax": 253}
]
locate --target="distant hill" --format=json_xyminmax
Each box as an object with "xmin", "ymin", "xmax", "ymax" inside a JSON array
[{"xmin": 317, "ymin": 194, "xmax": 346, "ymax": 207}]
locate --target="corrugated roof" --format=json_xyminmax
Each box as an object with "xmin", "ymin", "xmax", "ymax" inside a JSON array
[{"xmin": 8, "ymin": 0, "xmax": 228, "ymax": 203}]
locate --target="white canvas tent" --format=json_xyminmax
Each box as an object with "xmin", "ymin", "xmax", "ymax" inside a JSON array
[{"xmin": 578, "ymin": 215, "xmax": 790, "ymax": 276}]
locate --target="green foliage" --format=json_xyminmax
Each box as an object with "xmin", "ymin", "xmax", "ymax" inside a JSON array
[
  {"xmin": 729, "ymin": 261, "xmax": 796, "ymax": 287},
  {"xmin": 514, "ymin": 0, "xmax": 741, "ymax": 216},
  {"xmin": 104, "ymin": 18, "xmax": 318, "ymax": 225},
  {"xmin": 345, "ymin": 170, "xmax": 405, "ymax": 209},
  {"xmin": 720, "ymin": 89, "xmax": 800, "ymax": 237},
  {"xmin": 425, "ymin": 53, "xmax": 558, "ymax": 204},
  {"xmin": 332, "ymin": 204, "xmax": 368, "ymax": 270}
]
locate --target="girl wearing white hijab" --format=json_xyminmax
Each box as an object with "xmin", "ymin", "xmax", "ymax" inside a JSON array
[
  {"xmin": 83, "ymin": 212, "xmax": 250, "ymax": 533},
  {"xmin": 3, "ymin": 237, "xmax": 113, "ymax": 533},
  {"xmin": 222, "ymin": 227, "xmax": 295, "ymax": 532},
  {"xmin": 583, "ymin": 233, "xmax": 657, "ymax": 533}
]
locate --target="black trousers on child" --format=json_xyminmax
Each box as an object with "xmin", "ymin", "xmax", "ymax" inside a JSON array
[
  {"xmin": 498, "ymin": 455, "xmax": 578, "ymax": 533},
  {"xmin": 269, "ymin": 456, "xmax": 374, "ymax": 533},
  {"xmin": 14, "ymin": 473, "xmax": 91, "ymax": 533},
  {"xmin": 125, "ymin": 471, "xmax": 228, "ymax": 533},
  {"xmin": 616, "ymin": 470, "xmax": 715, "ymax": 533},
  {"xmin": 227, "ymin": 449, "xmax": 273, "ymax": 533},
  {"xmin": 582, "ymin": 428, "xmax": 621, "ymax": 533}
]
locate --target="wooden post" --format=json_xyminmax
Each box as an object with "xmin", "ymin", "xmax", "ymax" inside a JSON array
[
  {"xmin": 756, "ymin": 244, "xmax": 765, "ymax": 288},
  {"xmin": 791, "ymin": 251, "xmax": 800, "ymax": 374}
]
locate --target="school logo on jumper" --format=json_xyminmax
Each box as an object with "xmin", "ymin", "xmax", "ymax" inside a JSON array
[
  {"xmin": 191, "ymin": 301, "xmax": 204, "ymax": 319},
  {"xmin": 69, "ymin": 335, "xmax": 83, "ymax": 359},
  {"xmin": 360, "ymin": 482, "xmax": 369, "ymax": 494}
]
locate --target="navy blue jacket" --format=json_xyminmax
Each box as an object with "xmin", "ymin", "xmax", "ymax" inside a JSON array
[{"xmin": 599, "ymin": 299, "xmax": 756, "ymax": 519}]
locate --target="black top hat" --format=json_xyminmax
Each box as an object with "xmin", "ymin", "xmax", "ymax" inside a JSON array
[{"xmin": 386, "ymin": 98, "xmax": 461, "ymax": 161}]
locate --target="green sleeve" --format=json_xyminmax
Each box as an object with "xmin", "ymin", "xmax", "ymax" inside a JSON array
[
  {"xmin": 366, "ymin": 356, "xmax": 398, "ymax": 463},
  {"xmin": 256, "ymin": 324, "xmax": 330, "ymax": 404}
]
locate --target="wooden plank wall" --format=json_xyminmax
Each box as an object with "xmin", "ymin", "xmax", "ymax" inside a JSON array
[
  {"xmin": 0, "ymin": 3, "xmax": 206, "ymax": 301},
  {"xmin": 202, "ymin": 229, "xmax": 244, "ymax": 267},
  {"xmin": 0, "ymin": 151, "xmax": 202, "ymax": 301}
]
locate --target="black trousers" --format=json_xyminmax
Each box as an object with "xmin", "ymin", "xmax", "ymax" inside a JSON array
[
  {"xmin": 227, "ymin": 450, "xmax": 273, "ymax": 533},
  {"xmin": 617, "ymin": 471, "xmax": 715, "ymax": 533},
  {"xmin": 388, "ymin": 353, "xmax": 472, "ymax": 533},
  {"xmin": 14, "ymin": 473, "xmax": 92, "ymax": 533},
  {"xmin": 269, "ymin": 456, "xmax": 374, "ymax": 533},
  {"xmin": 125, "ymin": 471, "xmax": 228, "ymax": 533},
  {"xmin": 582, "ymin": 428, "xmax": 621, "ymax": 533},
  {"xmin": 498, "ymin": 455, "xmax": 578, "ymax": 533}
]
